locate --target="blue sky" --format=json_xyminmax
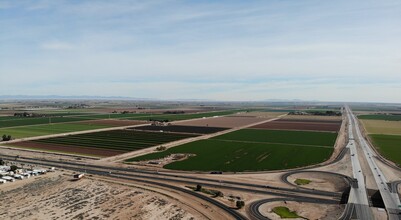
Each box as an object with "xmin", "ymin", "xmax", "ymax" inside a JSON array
[{"xmin": 1, "ymin": 0, "xmax": 401, "ymax": 102}]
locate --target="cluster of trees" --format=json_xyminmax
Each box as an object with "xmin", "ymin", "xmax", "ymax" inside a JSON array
[
  {"xmin": 14, "ymin": 112, "xmax": 45, "ymax": 118},
  {"xmin": 163, "ymin": 111, "xmax": 185, "ymax": 114},
  {"xmin": 236, "ymin": 200, "xmax": 245, "ymax": 209},
  {"xmin": 156, "ymin": 146, "xmax": 166, "ymax": 151},
  {"xmin": 289, "ymin": 110, "xmax": 341, "ymax": 116},
  {"xmin": 66, "ymin": 104, "xmax": 89, "ymax": 109},
  {"xmin": 310, "ymin": 110, "xmax": 341, "ymax": 116},
  {"xmin": 2, "ymin": 134, "xmax": 12, "ymax": 141}
]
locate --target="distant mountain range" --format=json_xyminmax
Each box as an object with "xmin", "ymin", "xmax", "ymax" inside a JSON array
[{"xmin": 0, "ymin": 95, "xmax": 152, "ymax": 100}]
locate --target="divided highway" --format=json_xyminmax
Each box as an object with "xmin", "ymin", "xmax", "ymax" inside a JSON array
[
  {"xmin": 345, "ymin": 107, "xmax": 373, "ymax": 220},
  {"xmin": 347, "ymin": 107, "xmax": 401, "ymax": 220}
]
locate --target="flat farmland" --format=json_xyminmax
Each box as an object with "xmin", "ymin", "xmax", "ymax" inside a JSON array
[
  {"xmin": 124, "ymin": 110, "xmax": 246, "ymax": 122},
  {"xmin": 361, "ymin": 120, "xmax": 401, "ymax": 135},
  {"xmin": 71, "ymin": 113, "xmax": 157, "ymax": 120},
  {"xmin": 127, "ymin": 129, "xmax": 336, "ymax": 172},
  {"xmin": 358, "ymin": 114, "xmax": 401, "ymax": 121},
  {"xmin": 174, "ymin": 116, "xmax": 267, "ymax": 128},
  {"xmin": 251, "ymin": 119, "xmax": 341, "ymax": 132},
  {"xmin": 369, "ymin": 134, "xmax": 401, "ymax": 166},
  {"xmin": 11, "ymin": 130, "xmax": 198, "ymax": 157},
  {"xmin": 212, "ymin": 129, "xmax": 338, "ymax": 146},
  {"xmin": 76, "ymin": 119, "xmax": 147, "ymax": 127},
  {"xmin": 281, "ymin": 115, "xmax": 342, "ymax": 121},
  {"xmin": 131, "ymin": 125, "xmax": 227, "ymax": 134},
  {"xmin": 0, "ymin": 123, "xmax": 111, "ymax": 139},
  {"xmin": 0, "ymin": 116, "xmax": 94, "ymax": 128}
]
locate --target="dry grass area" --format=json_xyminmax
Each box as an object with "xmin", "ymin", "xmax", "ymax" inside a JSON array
[
  {"xmin": 282, "ymin": 115, "xmax": 342, "ymax": 121},
  {"xmin": 259, "ymin": 201, "xmax": 343, "ymax": 220},
  {"xmin": 174, "ymin": 116, "xmax": 267, "ymax": 128},
  {"xmin": 361, "ymin": 119, "xmax": 401, "ymax": 135},
  {"xmin": 0, "ymin": 172, "xmax": 201, "ymax": 220}
]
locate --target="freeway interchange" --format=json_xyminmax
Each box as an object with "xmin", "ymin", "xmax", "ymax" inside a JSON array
[{"xmin": 1, "ymin": 106, "xmax": 401, "ymax": 219}]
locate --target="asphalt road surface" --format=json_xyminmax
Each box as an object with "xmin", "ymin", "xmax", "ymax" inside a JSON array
[{"xmin": 347, "ymin": 107, "xmax": 401, "ymax": 220}]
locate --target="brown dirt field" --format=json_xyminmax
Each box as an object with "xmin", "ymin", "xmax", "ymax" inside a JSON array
[
  {"xmin": 251, "ymin": 120, "xmax": 341, "ymax": 132},
  {"xmin": 278, "ymin": 118, "xmax": 342, "ymax": 123},
  {"xmin": 282, "ymin": 114, "xmax": 342, "ymax": 121},
  {"xmin": 174, "ymin": 116, "xmax": 268, "ymax": 128},
  {"xmin": 0, "ymin": 172, "xmax": 203, "ymax": 220},
  {"xmin": 235, "ymin": 112, "xmax": 285, "ymax": 118},
  {"xmin": 8, "ymin": 141, "xmax": 124, "ymax": 157},
  {"xmin": 76, "ymin": 119, "xmax": 147, "ymax": 127}
]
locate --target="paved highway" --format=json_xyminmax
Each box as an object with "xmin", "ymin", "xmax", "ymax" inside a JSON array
[
  {"xmin": 0, "ymin": 153, "xmax": 342, "ymax": 200},
  {"xmin": 345, "ymin": 107, "xmax": 374, "ymax": 220},
  {"xmin": 347, "ymin": 107, "xmax": 401, "ymax": 220}
]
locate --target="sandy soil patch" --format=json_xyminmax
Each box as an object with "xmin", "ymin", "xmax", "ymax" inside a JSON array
[
  {"xmin": 259, "ymin": 201, "xmax": 343, "ymax": 220},
  {"xmin": 0, "ymin": 172, "xmax": 202, "ymax": 220},
  {"xmin": 174, "ymin": 116, "xmax": 268, "ymax": 128}
]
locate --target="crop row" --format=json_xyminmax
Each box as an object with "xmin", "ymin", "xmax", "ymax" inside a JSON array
[{"xmin": 32, "ymin": 130, "xmax": 198, "ymax": 152}]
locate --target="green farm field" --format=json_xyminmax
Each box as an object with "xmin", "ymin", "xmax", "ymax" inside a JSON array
[
  {"xmin": 126, "ymin": 139, "xmax": 333, "ymax": 171},
  {"xmin": 369, "ymin": 134, "xmax": 401, "ymax": 166},
  {"xmin": 212, "ymin": 129, "xmax": 338, "ymax": 147},
  {"xmin": 127, "ymin": 129, "xmax": 337, "ymax": 171},
  {"xmin": 358, "ymin": 114, "xmax": 401, "ymax": 121}
]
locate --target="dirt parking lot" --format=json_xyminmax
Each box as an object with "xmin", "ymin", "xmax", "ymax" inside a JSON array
[{"xmin": 0, "ymin": 172, "xmax": 202, "ymax": 220}]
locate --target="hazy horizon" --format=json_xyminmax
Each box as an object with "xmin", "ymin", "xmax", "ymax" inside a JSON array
[{"xmin": 1, "ymin": 1, "xmax": 400, "ymax": 102}]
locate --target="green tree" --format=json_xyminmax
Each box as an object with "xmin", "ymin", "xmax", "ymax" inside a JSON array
[
  {"xmin": 215, "ymin": 191, "xmax": 224, "ymax": 197},
  {"xmin": 10, "ymin": 165, "xmax": 18, "ymax": 172},
  {"xmin": 236, "ymin": 200, "xmax": 245, "ymax": 209},
  {"xmin": 196, "ymin": 184, "xmax": 202, "ymax": 191}
]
